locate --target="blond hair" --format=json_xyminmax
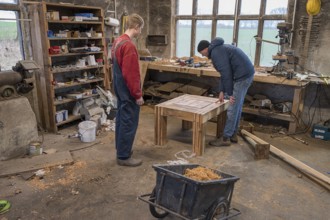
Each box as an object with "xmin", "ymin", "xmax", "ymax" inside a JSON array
[{"xmin": 126, "ymin": 13, "xmax": 144, "ymax": 29}]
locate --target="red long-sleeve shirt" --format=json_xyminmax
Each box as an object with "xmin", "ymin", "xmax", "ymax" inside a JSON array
[{"xmin": 111, "ymin": 34, "xmax": 142, "ymax": 100}]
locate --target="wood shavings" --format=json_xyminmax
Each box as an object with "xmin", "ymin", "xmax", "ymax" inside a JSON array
[{"xmin": 184, "ymin": 166, "xmax": 221, "ymax": 181}]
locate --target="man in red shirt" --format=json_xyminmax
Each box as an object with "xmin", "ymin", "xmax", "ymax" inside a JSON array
[{"xmin": 111, "ymin": 14, "xmax": 144, "ymax": 167}]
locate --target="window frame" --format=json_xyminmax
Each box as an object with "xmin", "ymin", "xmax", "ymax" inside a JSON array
[
  {"xmin": 174, "ymin": 0, "xmax": 288, "ymax": 66},
  {"xmin": 0, "ymin": 1, "xmax": 24, "ymax": 70}
]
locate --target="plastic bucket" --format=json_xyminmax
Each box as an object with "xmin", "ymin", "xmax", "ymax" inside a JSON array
[{"xmin": 78, "ymin": 121, "xmax": 96, "ymax": 142}]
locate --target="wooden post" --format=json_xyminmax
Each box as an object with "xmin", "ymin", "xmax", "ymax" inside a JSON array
[{"xmin": 154, "ymin": 106, "xmax": 167, "ymax": 145}]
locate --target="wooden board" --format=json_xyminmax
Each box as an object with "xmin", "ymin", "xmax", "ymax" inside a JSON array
[{"xmin": 0, "ymin": 151, "xmax": 73, "ymax": 178}]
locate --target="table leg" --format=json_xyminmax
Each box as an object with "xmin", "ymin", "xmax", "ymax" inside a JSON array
[
  {"xmin": 155, "ymin": 106, "xmax": 167, "ymax": 145},
  {"xmin": 192, "ymin": 117, "xmax": 206, "ymax": 156},
  {"xmin": 182, "ymin": 120, "xmax": 192, "ymax": 130},
  {"xmin": 289, "ymin": 87, "xmax": 306, "ymax": 133},
  {"xmin": 216, "ymin": 111, "xmax": 227, "ymax": 138}
]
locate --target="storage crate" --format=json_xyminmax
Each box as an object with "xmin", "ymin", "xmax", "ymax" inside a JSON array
[
  {"xmin": 312, "ymin": 124, "xmax": 330, "ymax": 141},
  {"xmin": 153, "ymin": 164, "xmax": 239, "ymax": 219}
]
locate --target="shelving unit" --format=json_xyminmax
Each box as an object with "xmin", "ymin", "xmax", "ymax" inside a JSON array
[{"xmin": 30, "ymin": 2, "xmax": 109, "ymax": 132}]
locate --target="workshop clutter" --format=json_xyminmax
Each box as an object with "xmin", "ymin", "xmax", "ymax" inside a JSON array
[
  {"xmin": 47, "ymin": 11, "xmax": 99, "ymax": 22},
  {"xmin": 245, "ymin": 93, "xmax": 293, "ymax": 113},
  {"xmin": 144, "ymin": 78, "xmax": 211, "ymax": 102}
]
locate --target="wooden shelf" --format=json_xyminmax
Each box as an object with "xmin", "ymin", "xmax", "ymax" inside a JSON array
[
  {"xmin": 54, "ymin": 78, "xmax": 104, "ymax": 90},
  {"xmin": 30, "ymin": 2, "xmax": 109, "ymax": 132},
  {"xmin": 54, "ymin": 94, "xmax": 99, "ymax": 106},
  {"xmin": 48, "ymin": 37, "xmax": 103, "ymax": 40},
  {"xmin": 50, "ymin": 51, "xmax": 103, "ymax": 57},
  {"xmin": 52, "ymin": 65, "xmax": 104, "ymax": 74},
  {"xmin": 48, "ymin": 20, "xmax": 102, "ymax": 25},
  {"xmin": 56, "ymin": 114, "xmax": 81, "ymax": 126},
  {"xmin": 242, "ymin": 107, "xmax": 294, "ymax": 122}
]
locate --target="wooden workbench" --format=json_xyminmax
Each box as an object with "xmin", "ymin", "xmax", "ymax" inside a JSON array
[
  {"xmin": 143, "ymin": 62, "xmax": 309, "ymax": 133},
  {"xmin": 154, "ymin": 94, "xmax": 229, "ymax": 156}
]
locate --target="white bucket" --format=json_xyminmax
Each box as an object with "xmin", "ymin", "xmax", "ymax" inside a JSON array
[{"xmin": 78, "ymin": 121, "xmax": 97, "ymax": 142}]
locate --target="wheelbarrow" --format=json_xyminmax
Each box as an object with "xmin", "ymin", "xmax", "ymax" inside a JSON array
[{"xmin": 138, "ymin": 164, "xmax": 241, "ymax": 220}]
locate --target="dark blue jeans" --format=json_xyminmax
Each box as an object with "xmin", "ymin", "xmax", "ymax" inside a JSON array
[
  {"xmin": 223, "ymin": 75, "xmax": 254, "ymax": 138},
  {"xmin": 115, "ymin": 99, "xmax": 140, "ymax": 158}
]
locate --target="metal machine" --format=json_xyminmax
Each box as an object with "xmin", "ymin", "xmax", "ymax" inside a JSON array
[
  {"xmin": 255, "ymin": 22, "xmax": 297, "ymax": 77},
  {"xmin": 0, "ymin": 60, "xmax": 39, "ymax": 99}
]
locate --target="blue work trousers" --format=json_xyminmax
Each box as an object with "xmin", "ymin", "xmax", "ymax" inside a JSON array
[
  {"xmin": 223, "ymin": 75, "xmax": 254, "ymax": 138},
  {"xmin": 115, "ymin": 99, "xmax": 140, "ymax": 158}
]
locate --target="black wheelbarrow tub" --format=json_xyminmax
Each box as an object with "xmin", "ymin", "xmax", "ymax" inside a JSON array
[{"xmin": 152, "ymin": 164, "xmax": 240, "ymax": 219}]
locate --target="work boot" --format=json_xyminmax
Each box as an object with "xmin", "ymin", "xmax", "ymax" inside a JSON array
[
  {"xmin": 117, "ymin": 157, "xmax": 142, "ymax": 167},
  {"xmin": 209, "ymin": 137, "xmax": 231, "ymax": 147},
  {"xmin": 230, "ymin": 132, "xmax": 238, "ymax": 143}
]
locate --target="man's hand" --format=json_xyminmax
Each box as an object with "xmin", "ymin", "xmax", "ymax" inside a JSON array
[
  {"xmin": 218, "ymin": 92, "xmax": 224, "ymax": 103},
  {"xmin": 136, "ymin": 97, "xmax": 144, "ymax": 106},
  {"xmin": 229, "ymin": 96, "xmax": 236, "ymax": 105}
]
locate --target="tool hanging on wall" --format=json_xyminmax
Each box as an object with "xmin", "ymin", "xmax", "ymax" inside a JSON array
[{"xmin": 120, "ymin": 11, "xmax": 128, "ymax": 35}]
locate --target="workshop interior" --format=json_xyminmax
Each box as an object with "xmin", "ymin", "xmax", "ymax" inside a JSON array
[{"xmin": 0, "ymin": 0, "xmax": 329, "ymax": 219}]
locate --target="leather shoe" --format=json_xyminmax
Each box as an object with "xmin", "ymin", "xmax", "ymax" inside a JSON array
[
  {"xmin": 230, "ymin": 133, "xmax": 238, "ymax": 143},
  {"xmin": 117, "ymin": 157, "xmax": 142, "ymax": 167},
  {"xmin": 209, "ymin": 137, "xmax": 231, "ymax": 147}
]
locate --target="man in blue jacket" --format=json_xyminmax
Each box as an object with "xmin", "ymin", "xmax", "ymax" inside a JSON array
[{"xmin": 198, "ymin": 38, "xmax": 255, "ymax": 146}]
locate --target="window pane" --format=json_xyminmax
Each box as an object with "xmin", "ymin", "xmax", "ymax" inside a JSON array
[
  {"xmin": 216, "ymin": 20, "xmax": 234, "ymax": 44},
  {"xmin": 237, "ymin": 20, "xmax": 259, "ymax": 63},
  {"xmin": 260, "ymin": 20, "xmax": 285, "ymax": 66},
  {"xmin": 177, "ymin": 0, "xmax": 193, "ymax": 15},
  {"xmin": 195, "ymin": 20, "xmax": 212, "ymax": 55},
  {"xmin": 197, "ymin": 0, "xmax": 213, "ymax": 15},
  {"xmin": 0, "ymin": 10, "xmax": 22, "ymax": 70},
  {"xmin": 240, "ymin": 0, "xmax": 260, "ymax": 15},
  {"xmin": 266, "ymin": 0, "xmax": 288, "ymax": 15},
  {"xmin": 0, "ymin": 0, "xmax": 17, "ymax": 4},
  {"xmin": 176, "ymin": 20, "xmax": 192, "ymax": 57},
  {"xmin": 218, "ymin": 0, "xmax": 235, "ymax": 15}
]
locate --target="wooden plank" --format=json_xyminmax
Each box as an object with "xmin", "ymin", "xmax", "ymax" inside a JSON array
[
  {"xmin": 243, "ymin": 135, "xmax": 270, "ymax": 160},
  {"xmin": 0, "ymin": 151, "xmax": 73, "ymax": 178},
  {"xmin": 241, "ymin": 129, "xmax": 330, "ymax": 187}
]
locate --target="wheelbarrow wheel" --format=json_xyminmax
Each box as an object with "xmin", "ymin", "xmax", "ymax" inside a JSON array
[
  {"xmin": 206, "ymin": 198, "xmax": 229, "ymax": 220},
  {"xmin": 149, "ymin": 188, "xmax": 169, "ymax": 218}
]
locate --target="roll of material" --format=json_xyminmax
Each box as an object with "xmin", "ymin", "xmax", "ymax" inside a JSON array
[{"xmin": 105, "ymin": 17, "xmax": 120, "ymax": 27}]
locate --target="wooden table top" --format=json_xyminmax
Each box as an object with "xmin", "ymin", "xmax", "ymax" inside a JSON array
[{"xmin": 156, "ymin": 94, "xmax": 229, "ymax": 115}]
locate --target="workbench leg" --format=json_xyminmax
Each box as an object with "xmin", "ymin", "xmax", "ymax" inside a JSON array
[
  {"xmin": 289, "ymin": 87, "xmax": 305, "ymax": 133},
  {"xmin": 182, "ymin": 120, "xmax": 192, "ymax": 130},
  {"xmin": 192, "ymin": 117, "xmax": 206, "ymax": 156},
  {"xmin": 154, "ymin": 106, "xmax": 167, "ymax": 145},
  {"xmin": 216, "ymin": 111, "xmax": 227, "ymax": 138}
]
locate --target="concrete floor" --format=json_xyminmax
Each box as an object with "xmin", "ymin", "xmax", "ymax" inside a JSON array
[{"xmin": 0, "ymin": 105, "xmax": 329, "ymax": 220}]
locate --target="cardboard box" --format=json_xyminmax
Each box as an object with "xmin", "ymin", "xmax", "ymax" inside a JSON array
[{"xmin": 47, "ymin": 11, "xmax": 60, "ymax": 20}]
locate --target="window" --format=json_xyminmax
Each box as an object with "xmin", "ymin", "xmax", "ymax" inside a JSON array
[
  {"xmin": 216, "ymin": 20, "xmax": 234, "ymax": 45},
  {"xmin": 175, "ymin": 0, "xmax": 288, "ymax": 67},
  {"xmin": 195, "ymin": 20, "xmax": 212, "ymax": 55},
  {"xmin": 176, "ymin": 20, "xmax": 192, "ymax": 57},
  {"xmin": 0, "ymin": 0, "xmax": 23, "ymax": 71}
]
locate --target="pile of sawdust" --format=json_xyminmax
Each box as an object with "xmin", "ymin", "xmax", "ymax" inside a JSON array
[
  {"xmin": 29, "ymin": 161, "xmax": 87, "ymax": 190},
  {"xmin": 184, "ymin": 166, "xmax": 221, "ymax": 181}
]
